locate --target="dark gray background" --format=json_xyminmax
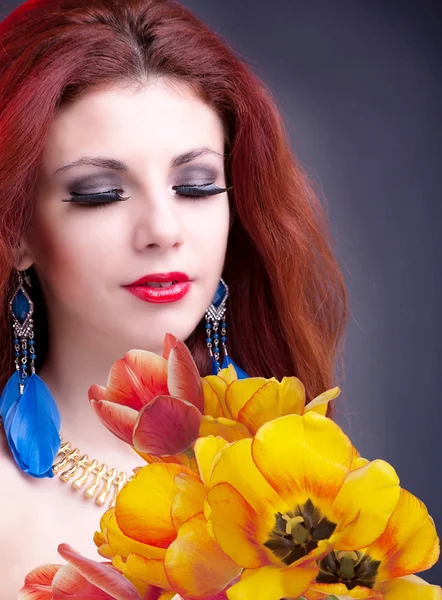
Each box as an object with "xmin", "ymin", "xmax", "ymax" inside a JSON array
[{"xmin": 2, "ymin": 0, "xmax": 441, "ymax": 586}]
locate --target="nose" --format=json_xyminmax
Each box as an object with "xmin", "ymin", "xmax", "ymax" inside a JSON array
[{"xmin": 133, "ymin": 191, "xmax": 184, "ymax": 251}]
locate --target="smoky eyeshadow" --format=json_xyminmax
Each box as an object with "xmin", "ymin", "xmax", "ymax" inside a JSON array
[
  {"xmin": 177, "ymin": 165, "xmax": 219, "ymax": 183},
  {"xmin": 61, "ymin": 173, "xmax": 124, "ymax": 194},
  {"xmin": 59, "ymin": 163, "xmax": 221, "ymax": 194}
]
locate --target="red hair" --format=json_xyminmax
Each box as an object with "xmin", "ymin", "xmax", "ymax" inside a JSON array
[{"xmin": 0, "ymin": 0, "xmax": 349, "ymax": 406}]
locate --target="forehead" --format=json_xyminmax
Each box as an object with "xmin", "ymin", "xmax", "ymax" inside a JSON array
[{"xmin": 41, "ymin": 79, "xmax": 225, "ymax": 172}]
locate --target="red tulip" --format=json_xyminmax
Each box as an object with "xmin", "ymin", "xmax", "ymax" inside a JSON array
[
  {"xmin": 18, "ymin": 543, "xmax": 157, "ymax": 599},
  {"xmin": 88, "ymin": 334, "xmax": 204, "ymax": 457}
]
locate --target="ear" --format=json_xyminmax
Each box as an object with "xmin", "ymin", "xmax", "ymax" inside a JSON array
[{"xmin": 13, "ymin": 237, "xmax": 35, "ymax": 272}]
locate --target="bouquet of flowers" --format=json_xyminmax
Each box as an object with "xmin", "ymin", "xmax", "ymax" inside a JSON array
[{"xmin": 19, "ymin": 335, "xmax": 441, "ymax": 600}]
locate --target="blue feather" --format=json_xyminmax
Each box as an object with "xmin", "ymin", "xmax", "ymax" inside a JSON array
[
  {"xmin": 4, "ymin": 373, "xmax": 61, "ymax": 478},
  {"xmin": 0, "ymin": 371, "xmax": 24, "ymax": 421},
  {"xmin": 211, "ymin": 355, "xmax": 248, "ymax": 377},
  {"xmin": 219, "ymin": 355, "xmax": 249, "ymax": 379},
  {"xmin": 4, "ymin": 402, "xmax": 28, "ymax": 472},
  {"xmin": 1, "ymin": 372, "xmax": 28, "ymax": 472}
]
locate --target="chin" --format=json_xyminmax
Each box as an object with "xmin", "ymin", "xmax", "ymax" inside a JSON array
[{"xmin": 125, "ymin": 320, "xmax": 201, "ymax": 353}]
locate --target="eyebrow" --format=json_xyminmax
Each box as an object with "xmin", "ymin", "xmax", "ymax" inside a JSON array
[{"xmin": 53, "ymin": 147, "xmax": 225, "ymax": 174}]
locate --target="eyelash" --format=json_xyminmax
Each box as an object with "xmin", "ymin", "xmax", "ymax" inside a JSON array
[{"xmin": 62, "ymin": 183, "xmax": 228, "ymax": 208}]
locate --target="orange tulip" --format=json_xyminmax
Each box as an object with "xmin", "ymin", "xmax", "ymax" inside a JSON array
[{"xmin": 94, "ymin": 456, "xmax": 241, "ymax": 599}]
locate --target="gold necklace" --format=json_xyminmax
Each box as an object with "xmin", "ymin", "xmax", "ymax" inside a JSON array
[
  {"xmin": 53, "ymin": 434, "xmax": 135, "ymax": 509},
  {"xmin": 0, "ymin": 419, "xmax": 134, "ymax": 509}
]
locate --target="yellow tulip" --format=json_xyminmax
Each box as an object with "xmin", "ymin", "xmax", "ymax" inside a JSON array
[
  {"xmin": 201, "ymin": 364, "xmax": 341, "ymax": 441},
  {"xmin": 304, "ymin": 488, "xmax": 441, "ymax": 599},
  {"xmin": 204, "ymin": 412, "xmax": 401, "ymax": 600}
]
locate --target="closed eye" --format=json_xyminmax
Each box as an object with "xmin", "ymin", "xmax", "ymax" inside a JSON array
[
  {"xmin": 61, "ymin": 189, "xmax": 129, "ymax": 207},
  {"xmin": 61, "ymin": 183, "xmax": 231, "ymax": 208},
  {"xmin": 173, "ymin": 183, "xmax": 230, "ymax": 199}
]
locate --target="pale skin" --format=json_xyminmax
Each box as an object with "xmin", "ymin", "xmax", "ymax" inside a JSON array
[{"xmin": 0, "ymin": 78, "xmax": 231, "ymax": 596}]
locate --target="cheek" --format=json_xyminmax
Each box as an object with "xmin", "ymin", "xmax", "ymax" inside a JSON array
[
  {"xmin": 26, "ymin": 209, "xmax": 114, "ymax": 299},
  {"xmin": 187, "ymin": 199, "xmax": 230, "ymax": 269},
  {"xmin": 184, "ymin": 199, "xmax": 230, "ymax": 314}
]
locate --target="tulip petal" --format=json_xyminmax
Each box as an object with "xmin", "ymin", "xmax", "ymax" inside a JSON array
[
  {"xmin": 171, "ymin": 473, "xmax": 207, "ymax": 530},
  {"xmin": 278, "ymin": 376, "xmax": 307, "ymax": 411},
  {"xmin": 18, "ymin": 565, "xmax": 62, "ymax": 600},
  {"xmin": 202, "ymin": 376, "xmax": 230, "ymax": 417},
  {"xmin": 133, "ymin": 449, "xmax": 192, "ymax": 468},
  {"xmin": 22, "ymin": 564, "xmax": 61, "ymax": 587},
  {"xmin": 304, "ymin": 386, "xmax": 341, "ymax": 416},
  {"xmin": 109, "ymin": 556, "xmax": 159, "ymax": 599},
  {"xmin": 225, "ymin": 378, "xmax": 270, "ymax": 421},
  {"xmin": 194, "ymin": 436, "xmax": 229, "ymax": 487},
  {"xmin": 235, "ymin": 381, "xmax": 279, "ymax": 433},
  {"xmin": 351, "ymin": 455, "xmax": 370, "ymax": 470},
  {"xmin": 101, "ymin": 510, "xmax": 165, "ymax": 560},
  {"xmin": 89, "ymin": 384, "xmax": 107, "ymax": 401},
  {"xmin": 202, "ymin": 378, "xmax": 227, "ymax": 418},
  {"xmin": 376, "ymin": 575, "xmax": 442, "ymax": 599},
  {"xmin": 218, "ymin": 365, "xmax": 239, "ymax": 385},
  {"xmin": 165, "ymin": 513, "xmax": 241, "ymax": 598},
  {"xmin": 168, "ymin": 339, "xmax": 204, "ymax": 411},
  {"xmin": 208, "ymin": 482, "xmax": 275, "ymax": 569},
  {"xmin": 119, "ymin": 553, "xmax": 169, "ymax": 589},
  {"xmin": 209, "ymin": 438, "xmax": 283, "ymax": 516},
  {"xmin": 56, "ymin": 543, "xmax": 141, "ymax": 599},
  {"xmin": 226, "ymin": 564, "xmax": 318, "ymax": 600},
  {"xmin": 107, "ymin": 350, "xmax": 169, "ymax": 409},
  {"xmin": 162, "ymin": 332, "xmax": 177, "ymax": 359},
  {"xmin": 304, "ymin": 581, "xmax": 382, "ymax": 599},
  {"xmin": 18, "ymin": 586, "xmax": 53, "ymax": 600},
  {"xmin": 115, "ymin": 462, "xmax": 197, "ymax": 548},
  {"xmin": 133, "ymin": 396, "xmax": 201, "ymax": 456},
  {"xmin": 252, "ymin": 413, "xmax": 353, "ymax": 514},
  {"xmin": 90, "ymin": 399, "xmax": 138, "ymax": 445},
  {"xmin": 237, "ymin": 377, "xmax": 307, "ymax": 435},
  {"xmin": 94, "ymin": 508, "xmax": 116, "ymax": 559},
  {"xmin": 200, "ymin": 415, "xmax": 250, "ymax": 442},
  {"xmin": 367, "ymin": 488, "xmax": 440, "ymax": 580},
  {"xmin": 52, "ymin": 564, "xmax": 117, "ymax": 598},
  {"xmin": 331, "ymin": 459, "xmax": 401, "ymax": 550}
]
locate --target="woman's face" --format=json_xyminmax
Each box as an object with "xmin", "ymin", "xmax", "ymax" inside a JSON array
[{"xmin": 18, "ymin": 79, "xmax": 230, "ymax": 355}]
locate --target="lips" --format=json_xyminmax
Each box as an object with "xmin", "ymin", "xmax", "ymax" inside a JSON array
[
  {"xmin": 123, "ymin": 272, "xmax": 192, "ymax": 304},
  {"xmin": 124, "ymin": 272, "xmax": 190, "ymax": 287}
]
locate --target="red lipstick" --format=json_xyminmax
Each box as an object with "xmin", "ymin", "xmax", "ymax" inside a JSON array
[{"xmin": 123, "ymin": 272, "xmax": 192, "ymax": 304}]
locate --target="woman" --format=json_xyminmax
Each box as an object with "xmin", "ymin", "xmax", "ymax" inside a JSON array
[{"xmin": 0, "ymin": 0, "xmax": 348, "ymax": 595}]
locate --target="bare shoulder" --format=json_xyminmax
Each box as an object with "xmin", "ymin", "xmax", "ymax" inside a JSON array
[
  {"xmin": 0, "ymin": 441, "xmax": 107, "ymax": 598},
  {"xmin": 0, "ymin": 445, "xmax": 43, "ymax": 598}
]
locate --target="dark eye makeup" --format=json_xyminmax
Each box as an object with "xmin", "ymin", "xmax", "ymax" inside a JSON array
[{"xmin": 61, "ymin": 183, "xmax": 230, "ymax": 208}]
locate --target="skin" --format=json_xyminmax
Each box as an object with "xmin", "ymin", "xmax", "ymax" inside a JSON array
[{"xmin": 1, "ymin": 78, "xmax": 230, "ymax": 595}]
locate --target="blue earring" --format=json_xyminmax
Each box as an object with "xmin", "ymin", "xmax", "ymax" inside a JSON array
[
  {"xmin": 205, "ymin": 278, "xmax": 248, "ymax": 379},
  {"xmin": 0, "ymin": 269, "xmax": 61, "ymax": 478}
]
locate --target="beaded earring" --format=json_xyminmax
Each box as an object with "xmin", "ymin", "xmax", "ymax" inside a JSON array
[
  {"xmin": 0, "ymin": 269, "xmax": 61, "ymax": 477},
  {"xmin": 205, "ymin": 278, "xmax": 248, "ymax": 378}
]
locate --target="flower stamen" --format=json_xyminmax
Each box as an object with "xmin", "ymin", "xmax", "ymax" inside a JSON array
[
  {"xmin": 316, "ymin": 550, "xmax": 381, "ymax": 590},
  {"xmin": 264, "ymin": 499, "xmax": 337, "ymax": 565}
]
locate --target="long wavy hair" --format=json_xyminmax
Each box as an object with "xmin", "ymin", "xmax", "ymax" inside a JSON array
[{"xmin": 0, "ymin": 0, "xmax": 349, "ymax": 407}]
